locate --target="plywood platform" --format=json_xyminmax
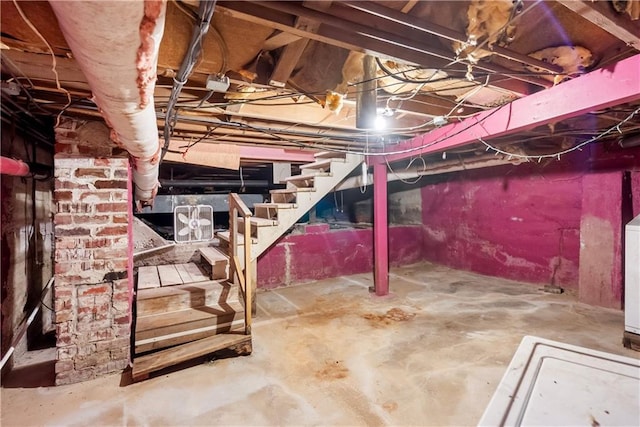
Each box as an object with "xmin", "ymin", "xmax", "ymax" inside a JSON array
[{"xmin": 136, "ymin": 263, "xmax": 209, "ymax": 289}]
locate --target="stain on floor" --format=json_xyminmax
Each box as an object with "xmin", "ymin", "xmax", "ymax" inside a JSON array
[{"xmin": 2, "ymin": 262, "xmax": 638, "ymax": 426}]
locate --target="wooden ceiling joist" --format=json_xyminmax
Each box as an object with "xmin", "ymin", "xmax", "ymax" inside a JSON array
[
  {"xmin": 557, "ymin": 0, "xmax": 640, "ymax": 51},
  {"xmin": 253, "ymin": 1, "xmax": 551, "ymax": 90},
  {"xmin": 341, "ymin": 1, "xmax": 564, "ymax": 74}
]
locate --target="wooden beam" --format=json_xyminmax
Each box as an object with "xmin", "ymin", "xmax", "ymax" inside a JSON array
[
  {"xmin": 218, "ymin": 2, "xmax": 540, "ymax": 94},
  {"xmin": 255, "ymin": 1, "xmax": 550, "ymax": 90},
  {"xmin": 401, "ymin": 1, "xmax": 419, "ymax": 14},
  {"xmin": 342, "ymin": 1, "xmax": 564, "ymax": 74},
  {"xmin": 373, "ymin": 161, "xmax": 389, "ymax": 296},
  {"xmin": 379, "ymin": 53, "xmax": 640, "ymax": 163},
  {"xmin": 269, "ymin": 2, "xmax": 332, "ymax": 87},
  {"xmin": 263, "ymin": 31, "xmax": 303, "ymax": 51},
  {"xmin": 558, "ymin": 0, "xmax": 640, "ymax": 51},
  {"xmin": 269, "ymin": 38, "xmax": 310, "ymax": 87}
]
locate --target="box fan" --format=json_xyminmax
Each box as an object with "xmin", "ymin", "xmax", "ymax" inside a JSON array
[{"xmin": 173, "ymin": 205, "xmax": 213, "ymax": 243}]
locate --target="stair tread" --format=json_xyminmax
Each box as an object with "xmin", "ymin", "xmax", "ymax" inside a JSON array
[
  {"xmin": 136, "ymin": 300, "xmax": 244, "ymax": 332},
  {"xmin": 132, "ymin": 333, "xmax": 251, "ymax": 380},
  {"xmin": 314, "ymin": 151, "xmax": 346, "ymax": 159},
  {"xmin": 216, "ymin": 230, "xmax": 258, "ymax": 244},
  {"xmin": 253, "ymin": 202, "xmax": 297, "ymax": 209},
  {"xmin": 284, "ymin": 172, "xmax": 330, "ymax": 182},
  {"xmin": 269, "ymin": 187, "xmax": 315, "ymax": 194},
  {"xmin": 199, "ymin": 247, "xmax": 228, "ymax": 265},
  {"xmin": 238, "ymin": 217, "xmax": 278, "ymax": 227},
  {"xmin": 137, "ymin": 280, "xmax": 228, "ymax": 301},
  {"xmin": 300, "ymin": 159, "xmax": 339, "ymax": 170}
]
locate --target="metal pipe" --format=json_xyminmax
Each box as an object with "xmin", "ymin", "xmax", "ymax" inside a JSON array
[
  {"xmin": 48, "ymin": 0, "xmax": 167, "ymax": 205},
  {"xmin": 356, "ymin": 55, "xmax": 378, "ymax": 130},
  {"xmin": 618, "ymin": 133, "xmax": 640, "ymax": 148},
  {"xmin": 0, "ymin": 156, "xmax": 30, "ymax": 176},
  {"xmin": 160, "ymin": 179, "xmax": 269, "ymax": 187}
]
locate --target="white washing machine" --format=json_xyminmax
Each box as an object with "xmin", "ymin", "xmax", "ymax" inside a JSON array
[{"xmin": 625, "ymin": 214, "xmax": 640, "ymax": 337}]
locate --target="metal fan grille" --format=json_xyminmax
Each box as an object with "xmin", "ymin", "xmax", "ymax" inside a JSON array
[{"xmin": 173, "ymin": 205, "xmax": 214, "ymax": 243}]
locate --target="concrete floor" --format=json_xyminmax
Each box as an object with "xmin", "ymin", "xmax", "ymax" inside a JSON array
[{"xmin": 2, "ymin": 262, "xmax": 638, "ymax": 426}]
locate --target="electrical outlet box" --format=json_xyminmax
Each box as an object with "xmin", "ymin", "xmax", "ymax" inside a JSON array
[{"xmin": 205, "ymin": 75, "xmax": 230, "ymax": 93}]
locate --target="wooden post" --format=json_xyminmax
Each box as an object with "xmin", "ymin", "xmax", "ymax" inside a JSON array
[
  {"xmin": 373, "ymin": 161, "xmax": 389, "ymax": 296},
  {"xmin": 244, "ymin": 212, "xmax": 252, "ymax": 334}
]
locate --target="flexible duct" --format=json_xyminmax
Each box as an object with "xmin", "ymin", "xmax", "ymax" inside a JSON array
[{"xmin": 48, "ymin": 0, "xmax": 167, "ymax": 206}]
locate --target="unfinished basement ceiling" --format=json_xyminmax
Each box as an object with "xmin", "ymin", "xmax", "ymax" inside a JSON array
[{"xmin": 1, "ymin": 1, "xmax": 639, "ymax": 193}]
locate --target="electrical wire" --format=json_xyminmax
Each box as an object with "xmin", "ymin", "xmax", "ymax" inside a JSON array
[
  {"xmin": 162, "ymin": 0, "xmax": 217, "ymax": 162},
  {"xmin": 478, "ymin": 106, "xmax": 640, "ymax": 162},
  {"xmin": 11, "ymin": 0, "xmax": 71, "ymax": 127},
  {"xmin": 384, "ymin": 155, "xmax": 425, "ymax": 185}
]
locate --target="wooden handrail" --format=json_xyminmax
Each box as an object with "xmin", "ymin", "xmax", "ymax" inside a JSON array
[{"xmin": 228, "ymin": 193, "xmax": 252, "ymax": 335}]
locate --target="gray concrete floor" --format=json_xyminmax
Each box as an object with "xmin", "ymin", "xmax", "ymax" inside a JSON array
[{"xmin": 2, "ymin": 262, "xmax": 638, "ymax": 426}]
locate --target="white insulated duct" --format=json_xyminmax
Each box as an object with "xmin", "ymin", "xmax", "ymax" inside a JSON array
[{"xmin": 49, "ymin": 0, "xmax": 167, "ymax": 205}]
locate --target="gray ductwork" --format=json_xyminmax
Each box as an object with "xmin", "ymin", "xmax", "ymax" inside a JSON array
[{"xmin": 49, "ymin": 0, "xmax": 167, "ymax": 206}]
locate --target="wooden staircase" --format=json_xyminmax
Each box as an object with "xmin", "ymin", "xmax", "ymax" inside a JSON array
[
  {"xmin": 217, "ymin": 151, "xmax": 363, "ymax": 261},
  {"xmin": 132, "ymin": 246, "xmax": 252, "ymax": 382}
]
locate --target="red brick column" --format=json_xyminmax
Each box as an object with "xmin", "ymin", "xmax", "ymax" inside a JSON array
[{"xmin": 53, "ymin": 120, "xmax": 133, "ymax": 385}]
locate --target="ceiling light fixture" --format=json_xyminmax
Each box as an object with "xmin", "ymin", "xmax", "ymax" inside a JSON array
[{"xmin": 374, "ymin": 115, "xmax": 387, "ymax": 130}]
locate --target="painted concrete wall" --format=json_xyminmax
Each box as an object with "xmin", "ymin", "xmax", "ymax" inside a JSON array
[
  {"xmin": 421, "ymin": 144, "xmax": 640, "ymax": 308},
  {"xmin": 258, "ymin": 224, "xmax": 424, "ymax": 289},
  {"xmin": 578, "ymin": 172, "xmax": 624, "ymax": 308},
  {"xmin": 422, "ymin": 160, "xmax": 583, "ymax": 289}
]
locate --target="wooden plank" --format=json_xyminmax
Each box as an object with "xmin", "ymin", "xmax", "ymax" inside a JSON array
[
  {"xmin": 216, "ymin": 231, "xmax": 258, "ymax": 245},
  {"xmin": 157, "ymin": 265, "xmax": 183, "ymax": 287},
  {"xmin": 284, "ymin": 172, "xmax": 330, "ymax": 182},
  {"xmin": 238, "ymin": 217, "xmax": 278, "ymax": 227},
  {"xmin": 558, "ymin": 0, "xmax": 640, "ymax": 50},
  {"xmin": 200, "ymin": 247, "xmax": 228, "ymax": 264},
  {"xmin": 269, "ymin": 37, "xmax": 310, "ymax": 87},
  {"xmin": 135, "ymin": 301, "xmax": 245, "ymax": 339},
  {"xmin": 200, "ymin": 247, "xmax": 229, "ymax": 280},
  {"xmin": 263, "ymin": 30, "xmax": 303, "ymax": 51},
  {"xmin": 253, "ymin": 202, "xmax": 297, "ymax": 209},
  {"xmin": 269, "ymin": 187, "xmax": 315, "ymax": 194},
  {"xmin": 132, "ymin": 334, "xmax": 252, "ymax": 381},
  {"xmin": 174, "ymin": 264, "xmax": 193, "ymax": 284},
  {"xmin": 137, "ymin": 282, "xmax": 238, "ymax": 317},
  {"xmin": 183, "ymin": 263, "xmax": 209, "ymax": 283},
  {"xmin": 300, "ymin": 158, "xmax": 338, "ymax": 170},
  {"xmin": 137, "ymin": 266, "xmax": 160, "ymax": 290},
  {"xmin": 314, "ymin": 151, "xmax": 346, "ymax": 159},
  {"xmin": 135, "ymin": 319, "xmax": 246, "ymax": 354}
]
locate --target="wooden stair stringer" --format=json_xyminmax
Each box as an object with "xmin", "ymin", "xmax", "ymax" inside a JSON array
[{"xmin": 246, "ymin": 153, "xmax": 363, "ymax": 260}]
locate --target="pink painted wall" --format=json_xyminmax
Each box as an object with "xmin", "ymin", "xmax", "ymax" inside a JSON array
[
  {"xmin": 257, "ymin": 224, "xmax": 424, "ymax": 289},
  {"xmin": 421, "ymin": 144, "xmax": 640, "ymax": 307},
  {"xmin": 578, "ymin": 172, "xmax": 624, "ymax": 308},
  {"xmin": 422, "ymin": 160, "xmax": 583, "ymax": 289}
]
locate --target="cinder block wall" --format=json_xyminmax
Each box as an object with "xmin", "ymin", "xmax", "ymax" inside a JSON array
[{"xmin": 53, "ymin": 119, "xmax": 133, "ymax": 385}]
